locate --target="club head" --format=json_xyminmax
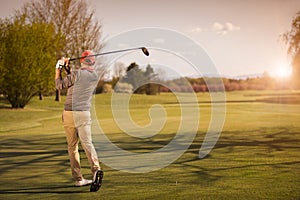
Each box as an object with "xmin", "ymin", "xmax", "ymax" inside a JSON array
[{"xmin": 141, "ymin": 47, "xmax": 150, "ymax": 56}]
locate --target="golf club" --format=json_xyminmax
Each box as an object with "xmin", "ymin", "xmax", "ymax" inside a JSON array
[{"xmin": 69, "ymin": 46, "xmax": 149, "ymax": 62}]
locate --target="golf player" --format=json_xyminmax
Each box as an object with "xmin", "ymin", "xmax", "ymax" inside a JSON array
[{"xmin": 55, "ymin": 50, "xmax": 103, "ymax": 192}]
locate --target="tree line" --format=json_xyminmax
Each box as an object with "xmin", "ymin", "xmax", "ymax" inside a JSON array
[
  {"xmin": 97, "ymin": 62, "xmax": 293, "ymax": 94},
  {"xmin": 164, "ymin": 75, "xmax": 293, "ymax": 93}
]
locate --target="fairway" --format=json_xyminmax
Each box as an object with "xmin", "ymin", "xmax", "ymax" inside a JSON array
[{"xmin": 0, "ymin": 91, "xmax": 300, "ymax": 200}]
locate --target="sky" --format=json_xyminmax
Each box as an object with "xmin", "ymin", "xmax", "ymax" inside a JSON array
[{"xmin": 1, "ymin": 0, "xmax": 300, "ymax": 78}]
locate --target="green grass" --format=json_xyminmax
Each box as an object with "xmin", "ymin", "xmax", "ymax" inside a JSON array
[{"xmin": 1, "ymin": 91, "xmax": 300, "ymax": 199}]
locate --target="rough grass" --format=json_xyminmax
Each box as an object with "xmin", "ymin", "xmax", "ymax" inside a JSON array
[{"xmin": 0, "ymin": 91, "xmax": 300, "ymax": 200}]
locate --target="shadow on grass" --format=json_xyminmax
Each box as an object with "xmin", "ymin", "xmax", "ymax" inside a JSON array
[
  {"xmin": 183, "ymin": 127, "xmax": 300, "ymax": 172},
  {"xmin": 99, "ymin": 126, "xmax": 300, "ymax": 166},
  {"xmin": 1, "ymin": 126, "xmax": 300, "ymax": 196},
  {"xmin": 108, "ymin": 126, "xmax": 300, "ymax": 153},
  {"xmin": 0, "ymin": 135, "xmax": 84, "ymax": 195},
  {"xmin": 0, "ymin": 185, "xmax": 90, "ymax": 194},
  {"xmin": 212, "ymin": 127, "xmax": 300, "ymax": 152},
  {"xmin": 0, "ymin": 137, "xmax": 68, "ymax": 176}
]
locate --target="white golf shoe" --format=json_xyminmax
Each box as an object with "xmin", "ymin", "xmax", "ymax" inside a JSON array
[{"xmin": 75, "ymin": 178, "xmax": 93, "ymax": 187}]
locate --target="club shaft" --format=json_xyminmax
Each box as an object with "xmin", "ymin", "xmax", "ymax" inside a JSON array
[{"xmin": 69, "ymin": 47, "xmax": 144, "ymax": 61}]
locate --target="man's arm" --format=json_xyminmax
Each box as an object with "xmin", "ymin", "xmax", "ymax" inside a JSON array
[{"xmin": 55, "ymin": 58, "xmax": 75, "ymax": 90}]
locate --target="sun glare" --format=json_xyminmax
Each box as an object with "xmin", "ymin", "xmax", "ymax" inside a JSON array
[{"xmin": 269, "ymin": 62, "xmax": 292, "ymax": 79}]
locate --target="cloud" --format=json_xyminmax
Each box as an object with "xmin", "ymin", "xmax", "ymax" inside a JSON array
[
  {"xmin": 191, "ymin": 27, "xmax": 204, "ymax": 33},
  {"xmin": 212, "ymin": 22, "xmax": 240, "ymax": 35},
  {"xmin": 190, "ymin": 22, "xmax": 240, "ymax": 35}
]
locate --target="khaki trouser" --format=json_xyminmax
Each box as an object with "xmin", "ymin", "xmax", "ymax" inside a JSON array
[{"xmin": 62, "ymin": 110, "xmax": 100, "ymax": 181}]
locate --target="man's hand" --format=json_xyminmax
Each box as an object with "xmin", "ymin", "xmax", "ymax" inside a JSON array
[
  {"xmin": 56, "ymin": 57, "xmax": 65, "ymax": 70},
  {"xmin": 55, "ymin": 57, "xmax": 70, "ymax": 79}
]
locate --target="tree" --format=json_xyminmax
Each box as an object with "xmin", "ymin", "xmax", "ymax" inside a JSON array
[
  {"xmin": 20, "ymin": 0, "xmax": 103, "ymax": 100},
  {"xmin": 121, "ymin": 63, "xmax": 159, "ymax": 95},
  {"xmin": 122, "ymin": 62, "xmax": 146, "ymax": 94},
  {"xmin": 283, "ymin": 11, "xmax": 300, "ymax": 88},
  {"xmin": 0, "ymin": 15, "xmax": 63, "ymax": 108},
  {"xmin": 144, "ymin": 64, "xmax": 159, "ymax": 95}
]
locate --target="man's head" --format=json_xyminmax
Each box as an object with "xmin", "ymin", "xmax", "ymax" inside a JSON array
[{"xmin": 80, "ymin": 50, "xmax": 96, "ymax": 66}]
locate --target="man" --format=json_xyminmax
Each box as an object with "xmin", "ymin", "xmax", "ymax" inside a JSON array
[{"xmin": 55, "ymin": 50, "xmax": 103, "ymax": 192}]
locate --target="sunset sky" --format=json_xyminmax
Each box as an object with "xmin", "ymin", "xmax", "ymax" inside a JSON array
[{"xmin": 1, "ymin": 0, "xmax": 300, "ymax": 77}]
